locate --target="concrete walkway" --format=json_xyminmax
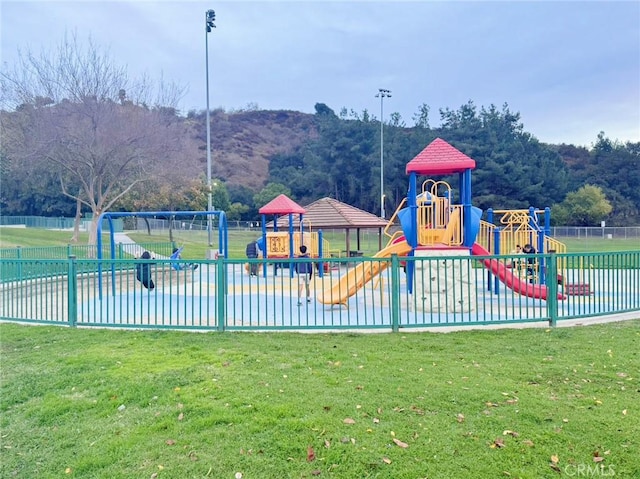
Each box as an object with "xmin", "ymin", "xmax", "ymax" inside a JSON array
[
  {"xmin": 112, "ymin": 233, "xmax": 146, "ymax": 258},
  {"xmin": 112, "ymin": 233, "xmax": 171, "ymax": 259}
]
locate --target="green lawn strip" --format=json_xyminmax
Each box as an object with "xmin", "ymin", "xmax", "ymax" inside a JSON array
[
  {"xmin": 1, "ymin": 322, "xmax": 638, "ymax": 478},
  {"xmin": 0, "ymin": 228, "xmax": 91, "ymax": 248}
]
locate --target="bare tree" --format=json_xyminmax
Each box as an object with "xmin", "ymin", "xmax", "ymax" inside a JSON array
[{"xmin": 1, "ymin": 32, "xmax": 186, "ymax": 246}]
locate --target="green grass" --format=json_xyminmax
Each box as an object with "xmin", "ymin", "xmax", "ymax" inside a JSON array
[
  {"xmin": 557, "ymin": 237, "xmax": 639, "ymax": 253},
  {"xmin": 1, "ymin": 322, "xmax": 638, "ymax": 478},
  {"xmin": 2, "ymin": 228, "xmax": 638, "ymax": 260},
  {"xmin": 0, "ymin": 228, "xmax": 92, "ymax": 248}
]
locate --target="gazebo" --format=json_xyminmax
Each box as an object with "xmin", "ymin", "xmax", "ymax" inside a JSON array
[{"xmin": 273, "ymin": 197, "xmax": 389, "ymax": 255}]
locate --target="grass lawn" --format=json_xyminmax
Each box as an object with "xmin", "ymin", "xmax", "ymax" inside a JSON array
[
  {"xmin": 2, "ymin": 228, "xmax": 638, "ymax": 260},
  {"xmin": 1, "ymin": 321, "xmax": 638, "ymax": 478},
  {"xmin": 0, "ymin": 228, "xmax": 91, "ymax": 248}
]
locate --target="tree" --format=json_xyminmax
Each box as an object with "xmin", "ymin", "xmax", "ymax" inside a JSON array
[
  {"xmin": 211, "ymin": 181, "xmax": 231, "ymax": 212},
  {"xmin": 253, "ymin": 183, "xmax": 292, "ymax": 210},
  {"xmin": 552, "ymin": 185, "xmax": 613, "ymax": 226},
  {"xmin": 314, "ymin": 103, "xmax": 335, "ymax": 117},
  {"xmin": 0, "ymin": 32, "xmax": 185, "ymax": 246},
  {"xmin": 437, "ymin": 101, "xmax": 569, "ymax": 210},
  {"xmin": 389, "ymin": 112, "xmax": 405, "ymax": 128},
  {"xmin": 227, "ymin": 202, "xmax": 250, "ymax": 221},
  {"xmin": 412, "ymin": 103, "xmax": 430, "ymax": 129}
]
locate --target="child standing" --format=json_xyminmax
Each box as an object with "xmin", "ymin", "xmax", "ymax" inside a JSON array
[{"xmin": 295, "ymin": 245, "xmax": 313, "ymax": 305}]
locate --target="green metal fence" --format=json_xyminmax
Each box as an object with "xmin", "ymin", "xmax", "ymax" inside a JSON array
[
  {"xmin": 0, "ymin": 243, "xmax": 175, "ymax": 283},
  {"xmin": 1, "ymin": 252, "xmax": 638, "ymax": 331}
]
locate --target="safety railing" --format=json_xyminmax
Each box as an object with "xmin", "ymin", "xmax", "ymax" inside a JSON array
[
  {"xmin": 0, "ymin": 242, "xmax": 175, "ymax": 283},
  {"xmin": 1, "ymin": 251, "xmax": 638, "ymax": 331}
]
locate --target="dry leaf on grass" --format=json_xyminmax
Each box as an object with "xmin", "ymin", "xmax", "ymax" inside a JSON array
[
  {"xmin": 343, "ymin": 418, "xmax": 356, "ymax": 424},
  {"xmin": 382, "ymin": 457, "xmax": 392, "ymax": 464},
  {"xmin": 490, "ymin": 437, "xmax": 505, "ymax": 449},
  {"xmin": 392, "ymin": 438, "xmax": 409, "ymax": 448},
  {"xmin": 165, "ymin": 439, "xmax": 176, "ymax": 446},
  {"xmin": 307, "ymin": 446, "xmax": 316, "ymax": 462},
  {"xmin": 456, "ymin": 413, "xmax": 465, "ymax": 423}
]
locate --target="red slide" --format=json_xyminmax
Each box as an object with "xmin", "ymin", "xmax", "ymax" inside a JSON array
[{"xmin": 471, "ymin": 243, "xmax": 564, "ymax": 301}]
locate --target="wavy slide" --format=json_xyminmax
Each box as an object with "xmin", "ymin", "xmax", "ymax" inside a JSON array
[
  {"xmin": 319, "ymin": 240, "xmax": 412, "ymax": 306},
  {"xmin": 471, "ymin": 243, "xmax": 564, "ymax": 300}
]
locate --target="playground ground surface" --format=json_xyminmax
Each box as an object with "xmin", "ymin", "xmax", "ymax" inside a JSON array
[{"xmin": 69, "ymin": 257, "xmax": 636, "ymax": 329}]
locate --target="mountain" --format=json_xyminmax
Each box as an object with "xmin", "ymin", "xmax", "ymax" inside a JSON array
[{"xmin": 193, "ymin": 109, "xmax": 317, "ymax": 189}]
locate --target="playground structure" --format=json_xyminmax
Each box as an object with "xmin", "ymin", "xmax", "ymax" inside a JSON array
[
  {"xmin": 319, "ymin": 138, "xmax": 567, "ymax": 307},
  {"xmin": 3, "ymin": 157, "xmax": 638, "ymax": 329},
  {"xmin": 254, "ymin": 194, "xmax": 335, "ymax": 276},
  {"xmin": 87, "ymin": 140, "xmax": 568, "ymax": 311}
]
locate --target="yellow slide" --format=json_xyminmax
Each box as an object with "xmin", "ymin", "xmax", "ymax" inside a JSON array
[{"xmin": 318, "ymin": 240, "xmax": 412, "ymax": 306}]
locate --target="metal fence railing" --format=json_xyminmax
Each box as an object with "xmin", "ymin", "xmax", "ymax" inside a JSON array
[
  {"xmin": 1, "ymin": 251, "xmax": 638, "ymax": 331},
  {"xmin": 0, "ymin": 243, "xmax": 175, "ymax": 283}
]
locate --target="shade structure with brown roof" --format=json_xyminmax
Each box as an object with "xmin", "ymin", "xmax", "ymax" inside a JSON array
[{"xmin": 272, "ymin": 197, "xmax": 389, "ymax": 253}]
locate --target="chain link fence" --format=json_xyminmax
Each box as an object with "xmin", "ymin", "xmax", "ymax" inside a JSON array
[{"xmin": 551, "ymin": 226, "xmax": 640, "ymax": 239}]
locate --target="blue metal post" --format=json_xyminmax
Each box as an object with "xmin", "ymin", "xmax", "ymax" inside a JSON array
[
  {"xmin": 493, "ymin": 229, "xmax": 501, "ymax": 294},
  {"xmin": 461, "ymin": 169, "xmax": 473, "ymax": 247},
  {"xmin": 406, "ymin": 172, "xmax": 418, "ymax": 294},
  {"xmin": 318, "ymin": 229, "xmax": 324, "ymax": 278},
  {"xmin": 289, "ymin": 213, "xmax": 295, "ymax": 278},
  {"xmin": 261, "ymin": 213, "xmax": 268, "ymax": 278}
]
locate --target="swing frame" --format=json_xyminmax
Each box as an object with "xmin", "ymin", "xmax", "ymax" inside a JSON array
[{"xmin": 96, "ymin": 210, "xmax": 228, "ymax": 298}]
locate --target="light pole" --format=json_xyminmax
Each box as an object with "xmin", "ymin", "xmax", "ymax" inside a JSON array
[
  {"xmin": 205, "ymin": 9, "xmax": 216, "ymax": 246},
  {"xmin": 375, "ymin": 88, "xmax": 391, "ymax": 219}
]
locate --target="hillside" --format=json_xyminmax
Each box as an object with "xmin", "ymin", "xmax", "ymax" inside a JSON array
[
  {"xmin": 2, "ymin": 101, "xmax": 637, "ymax": 225},
  {"xmin": 191, "ymin": 109, "xmax": 318, "ymax": 189}
]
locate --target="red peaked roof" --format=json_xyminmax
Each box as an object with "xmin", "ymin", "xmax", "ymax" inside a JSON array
[
  {"xmin": 406, "ymin": 138, "xmax": 476, "ymax": 175},
  {"xmin": 258, "ymin": 194, "xmax": 306, "ymax": 215}
]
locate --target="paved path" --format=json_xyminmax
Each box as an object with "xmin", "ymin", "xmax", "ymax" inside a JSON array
[{"xmin": 112, "ymin": 233, "xmax": 170, "ymax": 259}]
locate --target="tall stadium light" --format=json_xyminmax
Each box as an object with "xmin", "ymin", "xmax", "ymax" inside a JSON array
[
  {"xmin": 205, "ymin": 9, "xmax": 216, "ymax": 246},
  {"xmin": 375, "ymin": 88, "xmax": 391, "ymax": 219}
]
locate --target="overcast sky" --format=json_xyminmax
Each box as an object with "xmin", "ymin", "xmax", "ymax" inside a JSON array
[{"xmin": 2, "ymin": 0, "xmax": 639, "ymax": 147}]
